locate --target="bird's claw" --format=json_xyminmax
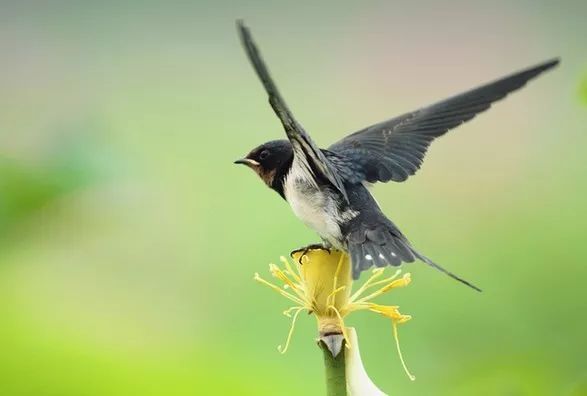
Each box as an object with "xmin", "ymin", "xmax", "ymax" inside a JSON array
[{"xmin": 290, "ymin": 244, "xmax": 331, "ymax": 264}]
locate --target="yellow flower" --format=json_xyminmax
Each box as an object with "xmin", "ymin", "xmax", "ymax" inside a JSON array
[{"xmin": 254, "ymin": 248, "xmax": 415, "ymax": 380}]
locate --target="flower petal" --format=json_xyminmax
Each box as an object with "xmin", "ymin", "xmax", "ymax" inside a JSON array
[{"xmin": 345, "ymin": 327, "xmax": 387, "ymax": 396}]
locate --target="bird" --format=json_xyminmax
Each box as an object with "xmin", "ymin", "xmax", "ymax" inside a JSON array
[{"xmin": 234, "ymin": 20, "xmax": 559, "ymax": 291}]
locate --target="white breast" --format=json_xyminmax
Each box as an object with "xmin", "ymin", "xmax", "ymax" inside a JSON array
[{"xmin": 283, "ymin": 159, "xmax": 344, "ymax": 247}]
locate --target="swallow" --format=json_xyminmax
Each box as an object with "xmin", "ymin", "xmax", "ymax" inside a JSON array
[{"xmin": 234, "ymin": 21, "xmax": 559, "ymax": 291}]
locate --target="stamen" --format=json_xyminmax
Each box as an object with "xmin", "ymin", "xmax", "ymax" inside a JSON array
[
  {"xmin": 364, "ymin": 269, "xmax": 402, "ymax": 289},
  {"xmin": 278, "ymin": 307, "xmax": 304, "ymax": 354},
  {"xmin": 269, "ymin": 264, "xmax": 297, "ymax": 288},
  {"xmin": 268, "ymin": 264, "xmax": 306, "ymax": 300},
  {"xmin": 344, "ymin": 301, "xmax": 371, "ymax": 315},
  {"xmin": 350, "ymin": 268, "xmax": 386, "ymax": 302},
  {"xmin": 327, "ymin": 286, "xmax": 346, "ymax": 301},
  {"xmin": 328, "ymin": 253, "xmax": 346, "ymax": 306},
  {"xmin": 350, "ymin": 270, "xmax": 402, "ymax": 303},
  {"xmin": 280, "ymin": 256, "xmax": 302, "ymax": 283},
  {"xmin": 254, "ymin": 273, "xmax": 305, "ymax": 305},
  {"xmin": 283, "ymin": 306, "xmax": 303, "ymax": 317},
  {"xmin": 355, "ymin": 273, "xmax": 411, "ymax": 303},
  {"xmin": 393, "ymin": 320, "xmax": 416, "ymax": 381}
]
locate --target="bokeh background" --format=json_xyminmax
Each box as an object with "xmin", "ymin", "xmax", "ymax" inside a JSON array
[{"xmin": 1, "ymin": 1, "xmax": 586, "ymax": 395}]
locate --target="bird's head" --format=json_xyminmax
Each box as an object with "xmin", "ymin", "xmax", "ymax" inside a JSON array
[{"xmin": 234, "ymin": 139, "xmax": 293, "ymax": 187}]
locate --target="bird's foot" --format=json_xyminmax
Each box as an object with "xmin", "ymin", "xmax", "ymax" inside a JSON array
[{"xmin": 291, "ymin": 243, "xmax": 331, "ymax": 264}]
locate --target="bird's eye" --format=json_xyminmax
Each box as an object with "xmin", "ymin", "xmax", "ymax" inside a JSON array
[{"xmin": 259, "ymin": 150, "xmax": 270, "ymax": 160}]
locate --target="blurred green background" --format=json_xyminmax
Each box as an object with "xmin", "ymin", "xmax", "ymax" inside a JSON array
[{"xmin": 1, "ymin": 1, "xmax": 586, "ymax": 395}]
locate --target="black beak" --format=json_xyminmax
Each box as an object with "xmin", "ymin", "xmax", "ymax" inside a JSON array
[{"xmin": 234, "ymin": 158, "xmax": 260, "ymax": 166}]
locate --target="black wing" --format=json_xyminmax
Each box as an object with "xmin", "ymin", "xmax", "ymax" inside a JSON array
[
  {"xmin": 327, "ymin": 59, "xmax": 559, "ymax": 184},
  {"xmin": 237, "ymin": 21, "xmax": 349, "ymax": 202}
]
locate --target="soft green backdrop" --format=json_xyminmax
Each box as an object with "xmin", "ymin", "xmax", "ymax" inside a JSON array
[{"xmin": 1, "ymin": 1, "xmax": 586, "ymax": 395}]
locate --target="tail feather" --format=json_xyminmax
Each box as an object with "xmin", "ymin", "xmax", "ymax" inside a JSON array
[
  {"xmin": 348, "ymin": 225, "xmax": 481, "ymax": 292},
  {"xmin": 350, "ymin": 248, "xmax": 364, "ymax": 273},
  {"xmin": 384, "ymin": 238, "xmax": 408, "ymax": 265},
  {"xmin": 414, "ymin": 251, "xmax": 482, "ymax": 292},
  {"xmin": 362, "ymin": 243, "xmax": 387, "ymax": 268},
  {"xmin": 381, "ymin": 243, "xmax": 402, "ymax": 266},
  {"xmin": 391, "ymin": 238, "xmax": 416, "ymax": 263}
]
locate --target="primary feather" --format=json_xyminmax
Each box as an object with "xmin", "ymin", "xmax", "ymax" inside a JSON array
[{"xmin": 327, "ymin": 59, "xmax": 559, "ymax": 184}]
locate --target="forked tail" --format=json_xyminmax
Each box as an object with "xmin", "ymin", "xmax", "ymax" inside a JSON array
[
  {"xmin": 411, "ymin": 250, "xmax": 482, "ymax": 292},
  {"xmin": 348, "ymin": 225, "xmax": 481, "ymax": 291}
]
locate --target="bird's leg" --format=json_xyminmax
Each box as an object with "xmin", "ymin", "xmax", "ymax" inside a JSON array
[{"xmin": 291, "ymin": 243, "xmax": 331, "ymax": 264}]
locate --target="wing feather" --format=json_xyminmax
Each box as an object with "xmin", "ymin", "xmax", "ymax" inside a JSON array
[
  {"xmin": 328, "ymin": 59, "xmax": 559, "ymax": 184},
  {"xmin": 237, "ymin": 21, "xmax": 349, "ymax": 201}
]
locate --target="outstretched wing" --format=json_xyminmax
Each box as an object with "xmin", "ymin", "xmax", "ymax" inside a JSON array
[
  {"xmin": 237, "ymin": 21, "xmax": 348, "ymax": 202},
  {"xmin": 327, "ymin": 59, "xmax": 560, "ymax": 184}
]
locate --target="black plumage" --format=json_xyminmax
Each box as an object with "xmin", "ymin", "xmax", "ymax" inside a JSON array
[
  {"xmin": 235, "ymin": 21, "xmax": 559, "ymax": 291},
  {"xmin": 326, "ymin": 59, "xmax": 559, "ymax": 184}
]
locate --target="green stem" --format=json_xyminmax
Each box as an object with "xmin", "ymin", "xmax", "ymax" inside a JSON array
[{"xmin": 319, "ymin": 340, "xmax": 347, "ymax": 396}]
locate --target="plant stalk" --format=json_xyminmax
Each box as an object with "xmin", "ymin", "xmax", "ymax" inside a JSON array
[{"xmin": 319, "ymin": 338, "xmax": 347, "ymax": 396}]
